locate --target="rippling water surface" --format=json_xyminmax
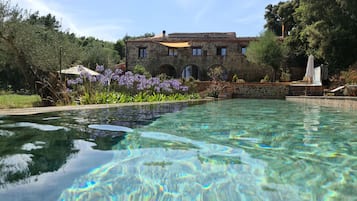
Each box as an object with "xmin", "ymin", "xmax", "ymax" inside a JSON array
[{"xmin": 0, "ymin": 100, "xmax": 356, "ymax": 201}]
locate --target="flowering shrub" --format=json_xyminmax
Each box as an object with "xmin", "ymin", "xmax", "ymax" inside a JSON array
[{"xmin": 66, "ymin": 65, "xmax": 197, "ymax": 104}]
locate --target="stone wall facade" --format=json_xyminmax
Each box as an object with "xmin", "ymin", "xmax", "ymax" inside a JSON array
[
  {"xmin": 286, "ymin": 96, "xmax": 357, "ymax": 110},
  {"xmin": 288, "ymin": 85, "xmax": 324, "ymax": 96},
  {"xmin": 232, "ymin": 83, "xmax": 289, "ymax": 99},
  {"xmin": 195, "ymin": 81, "xmax": 290, "ymax": 99},
  {"xmin": 126, "ymin": 32, "xmax": 274, "ymax": 81}
]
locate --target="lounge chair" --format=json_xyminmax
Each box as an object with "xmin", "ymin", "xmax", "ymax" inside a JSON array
[{"xmin": 324, "ymin": 86, "xmax": 345, "ymax": 96}]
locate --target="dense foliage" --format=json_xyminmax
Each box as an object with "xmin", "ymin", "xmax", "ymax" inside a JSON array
[
  {"xmin": 340, "ymin": 68, "xmax": 357, "ymax": 84},
  {"xmin": 0, "ymin": 1, "xmax": 123, "ymax": 93},
  {"xmin": 0, "ymin": 1, "xmax": 162, "ymax": 105},
  {"xmin": 264, "ymin": 1, "xmax": 298, "ymax": 38},
  {"xmin": 246, "ymin": 31, "xmax": 286, "ymax": 81},
  {"xmin": 265, "ymin": 0, "xmax": 357, "ymax": 72}
]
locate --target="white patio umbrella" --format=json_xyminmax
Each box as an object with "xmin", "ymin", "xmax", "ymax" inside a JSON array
[
  {"xmin": 304, "ymin": 55, "xmax": 314, "ymax": 83},
  {"xmin": 59, "ymin": 65, "xmax": 100, "ymax": 76}
]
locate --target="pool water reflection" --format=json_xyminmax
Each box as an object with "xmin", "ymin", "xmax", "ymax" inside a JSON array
[
  {"xmin": 0, "ymin": 102, "xmax": 191, "ymax": 201},
  {"xmin": 0, "ymin": 100, "xmax": 356, "ymax": 200}
]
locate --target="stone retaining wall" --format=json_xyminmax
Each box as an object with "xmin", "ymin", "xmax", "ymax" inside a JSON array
[
  {"xmin": 195, "ymin": 81, "xmax": 290, "ymax": 99},
  {"xmin": 232, "ymin": 83, "xmax": 289, "ymax": 99},
  {"xmin": 288, "ymin": 85, "xmax": 324, "ymax": 96},
  {"xmin": 286, "ymin": 96, "xmax": 357, "ymax": 110}
]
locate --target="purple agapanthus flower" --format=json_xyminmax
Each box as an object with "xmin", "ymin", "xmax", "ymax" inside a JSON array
[
  {"xmin": 114, "ymin": 68, "xmax": 123, "ymax": 75},
  {"xmin": 125, "ymin": 71, "xmax": 134, "ymax": 77},
  {"xmin": 104, "ymin": 69, "xmax": 113, "ymax": 77},
  {"xmin": 79, "ymin": 71, "xmax": 91, "ymax": 79},
  {"xmin": 180, "ymin": 86, "xmax": 189, "ymax": 92},
  {"xmin": 97, "ymin": 74, "xmax": 111, "ymax": 86},
  {"xmin": 96, "ymin": 65, "xmax": 105, "ymax": 72},
  {"xmin": 75, "ymin": 77, "xmax": 83, "ymax": 84},
  {"xmin": 112, "ymin": 75, "xmax": 120, "ymax": 81},
  {"xmin": 159, "ymin": 81, "xmax": 172, "ymax": 92},
  {"xmin": 66, "ymin": 64, "xmax": 191, "ymax": 97},
  {"xmin": 88, "ymin": 75, "xmax": 97, "ymax": 82},
  {"xmin": 148, "ymin": 77, "xmax": 160, "ymax": 86},
  {"xmin": 168, "ymin": 79, "xmax": 181, "ymax": 90},
  {"xmin": 67, "ymin": 79, "xmax": 76, "ymax": 86}
]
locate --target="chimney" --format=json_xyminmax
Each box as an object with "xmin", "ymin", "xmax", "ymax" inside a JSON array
[{"xmin": 162, "ymin": 30, "xmax": 166, "ymax": 38}]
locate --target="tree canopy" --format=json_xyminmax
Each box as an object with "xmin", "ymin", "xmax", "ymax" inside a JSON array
[
  {"xmin": 265, "ymin": 0, "xmax": 357, "ymax": 72},
  {"xmin": 264, "ymin": 1, "xmax": 298, "ymax": 37},
  {"xmin": 246, "ymin": 30, "xmax": 286, "ymax": 81},
  {"xmin": 0, "ymin": 1, "xmax": 126, "ymax": 92}
]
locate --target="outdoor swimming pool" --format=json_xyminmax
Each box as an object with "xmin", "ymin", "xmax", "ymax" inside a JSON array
[{"xmin": 0, "ymin": 99, "xmax": 356, "ymax": 200}]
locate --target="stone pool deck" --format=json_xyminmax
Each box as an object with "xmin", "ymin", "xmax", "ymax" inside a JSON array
[
  {"xmin": 286, "ymin": 96, "xmax": 357, "ymax": 110},
  {"xmin": 0, "ymin": 99, "xmax": 211, "ymax": 116},
  {"xmin": 2, "ymin": 96, "xmax": 356, "ymax": 115}
]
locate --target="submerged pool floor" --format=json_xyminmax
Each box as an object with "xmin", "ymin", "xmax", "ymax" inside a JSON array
[{"xmin": 0, "ymin": 99, "xmax": 356, "ymax": 200}]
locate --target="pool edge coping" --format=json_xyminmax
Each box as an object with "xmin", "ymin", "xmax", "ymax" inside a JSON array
[
  {"xmin": 0, "ymin": 98, "xmax": 213, "ymax": 116},
  {"xmin": 3, "ymin": 96, "xmax": 356, "ymax": 115},
  {"xmin": 286, "ymin": 96, "xmax": 357, "ymax": 110}
]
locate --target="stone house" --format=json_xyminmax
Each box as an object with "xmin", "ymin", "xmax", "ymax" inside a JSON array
[{"xmin": 125, "ymin": 31, "xmax": 273, "ymax": 81}]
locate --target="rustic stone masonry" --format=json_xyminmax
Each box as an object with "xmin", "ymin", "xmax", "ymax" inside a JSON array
[
  {"xmin": 288, "ymin": 85, "xmax": 324, "ymax": 96},
  {"xmin": 195, "ymin": 81, "xmax": 290, "ymax": 99},
  {"xmin": 232, "ymin": 83, "xmax": 289, "ymax": 99},
  {"xmin": 286, "ymin": 96, "xmax": 357, "ymax": 110},
  {"xmin": 126, "ymin": 31, "xmax": 274, "ymax": 81}
]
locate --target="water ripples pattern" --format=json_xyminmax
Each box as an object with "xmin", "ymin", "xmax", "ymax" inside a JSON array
[{"xmin": 59, "ymin": 99, "xmax": 357, "ymax": 201}]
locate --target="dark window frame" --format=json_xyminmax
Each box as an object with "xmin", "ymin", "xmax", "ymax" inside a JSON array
[
  {"xmin": 168, "ymin": 47, "xmax": 178, "ymax": 56},
  {"xmin": 138, "ymin": 47, "xmax": 147, "ymax": 58},
  {"xmin": 192, "ymin": 47, "xmax": 202, "ymax": 56},
  {"xmin": 241, "ymin": 47, "xmax": 247, "ymax": 55},
  {"xmin": 216, "ymin": 47, "xmax": 227, "ymax": 56}
]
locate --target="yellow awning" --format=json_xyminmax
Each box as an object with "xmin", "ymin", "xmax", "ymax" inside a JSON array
[{"xmin": 159, "ymin": 42, "xmax": 190, "ymax": 48}]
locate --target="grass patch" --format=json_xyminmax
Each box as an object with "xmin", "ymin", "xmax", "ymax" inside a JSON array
[{"xmin": 0, "ymin": 94, "xmax": 42, "ymax": 109}]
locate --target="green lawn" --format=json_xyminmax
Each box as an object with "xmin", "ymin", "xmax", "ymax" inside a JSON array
[{"xmin": 0, "ymin": 94, "xmax": 41, "ymax": 109}]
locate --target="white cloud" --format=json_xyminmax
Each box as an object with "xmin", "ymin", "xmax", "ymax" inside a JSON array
[
  {"xmin": 9, "ymin": 0, "xmax": 124, "ymax": 41},
  {"xmin": 174, "ymin": 0, "xmax": 195, "ymax": 9},
  {"xmin": 11, "ymin": 0, "xmax": 81, "ymax": 33},
  {"xmin": 8, "ymin": 0, "xmax": 282, "ymax": 41},
  {"xmin": 78, "ymin": 24, "xmax": 125, "ymax": 42}
]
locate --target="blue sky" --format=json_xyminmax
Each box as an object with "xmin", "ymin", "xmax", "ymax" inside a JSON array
[{"xmin": 11, "ymin": 0, "xmax": 281, "ymax": 42}]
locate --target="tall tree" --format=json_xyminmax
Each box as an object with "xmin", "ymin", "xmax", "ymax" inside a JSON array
[
  {"xmin": 26, "ymin": 12, "xmax": 61, "ymax": 31},
  {"xmin": 114, "ymin": 39, "xmax": 125, "ymax": 60},
  {"xmin": 0, "ymin": 1, "xmax": 79, "ymax": 91},
  {"xmin": 269, "ymin": 0, "xmax": 357, "ymax": 72},
  {"xmin": 264, "ymin": 1, "xmax": 298, "ymax": 37},
  {"xmin": 79, "ymin": 37, "xmax": 120, "ymax": 68},
  {"xmin": 246, "ymin": 31, "xmax": 286, "ymax": 81},
  {"xmin": 296, "ymin": 0, "xmax": 357, "ymax": 71}
]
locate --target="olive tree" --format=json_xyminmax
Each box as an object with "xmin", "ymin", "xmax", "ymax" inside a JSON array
[{"xmin": 0, "ymin": 1, "xmax": 79, "ymax": 92}]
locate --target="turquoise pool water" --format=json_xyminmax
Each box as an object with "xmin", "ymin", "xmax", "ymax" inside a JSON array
[{"xmin": 0, "ymin": 99, "xmax": 356, "ymax": 200}]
